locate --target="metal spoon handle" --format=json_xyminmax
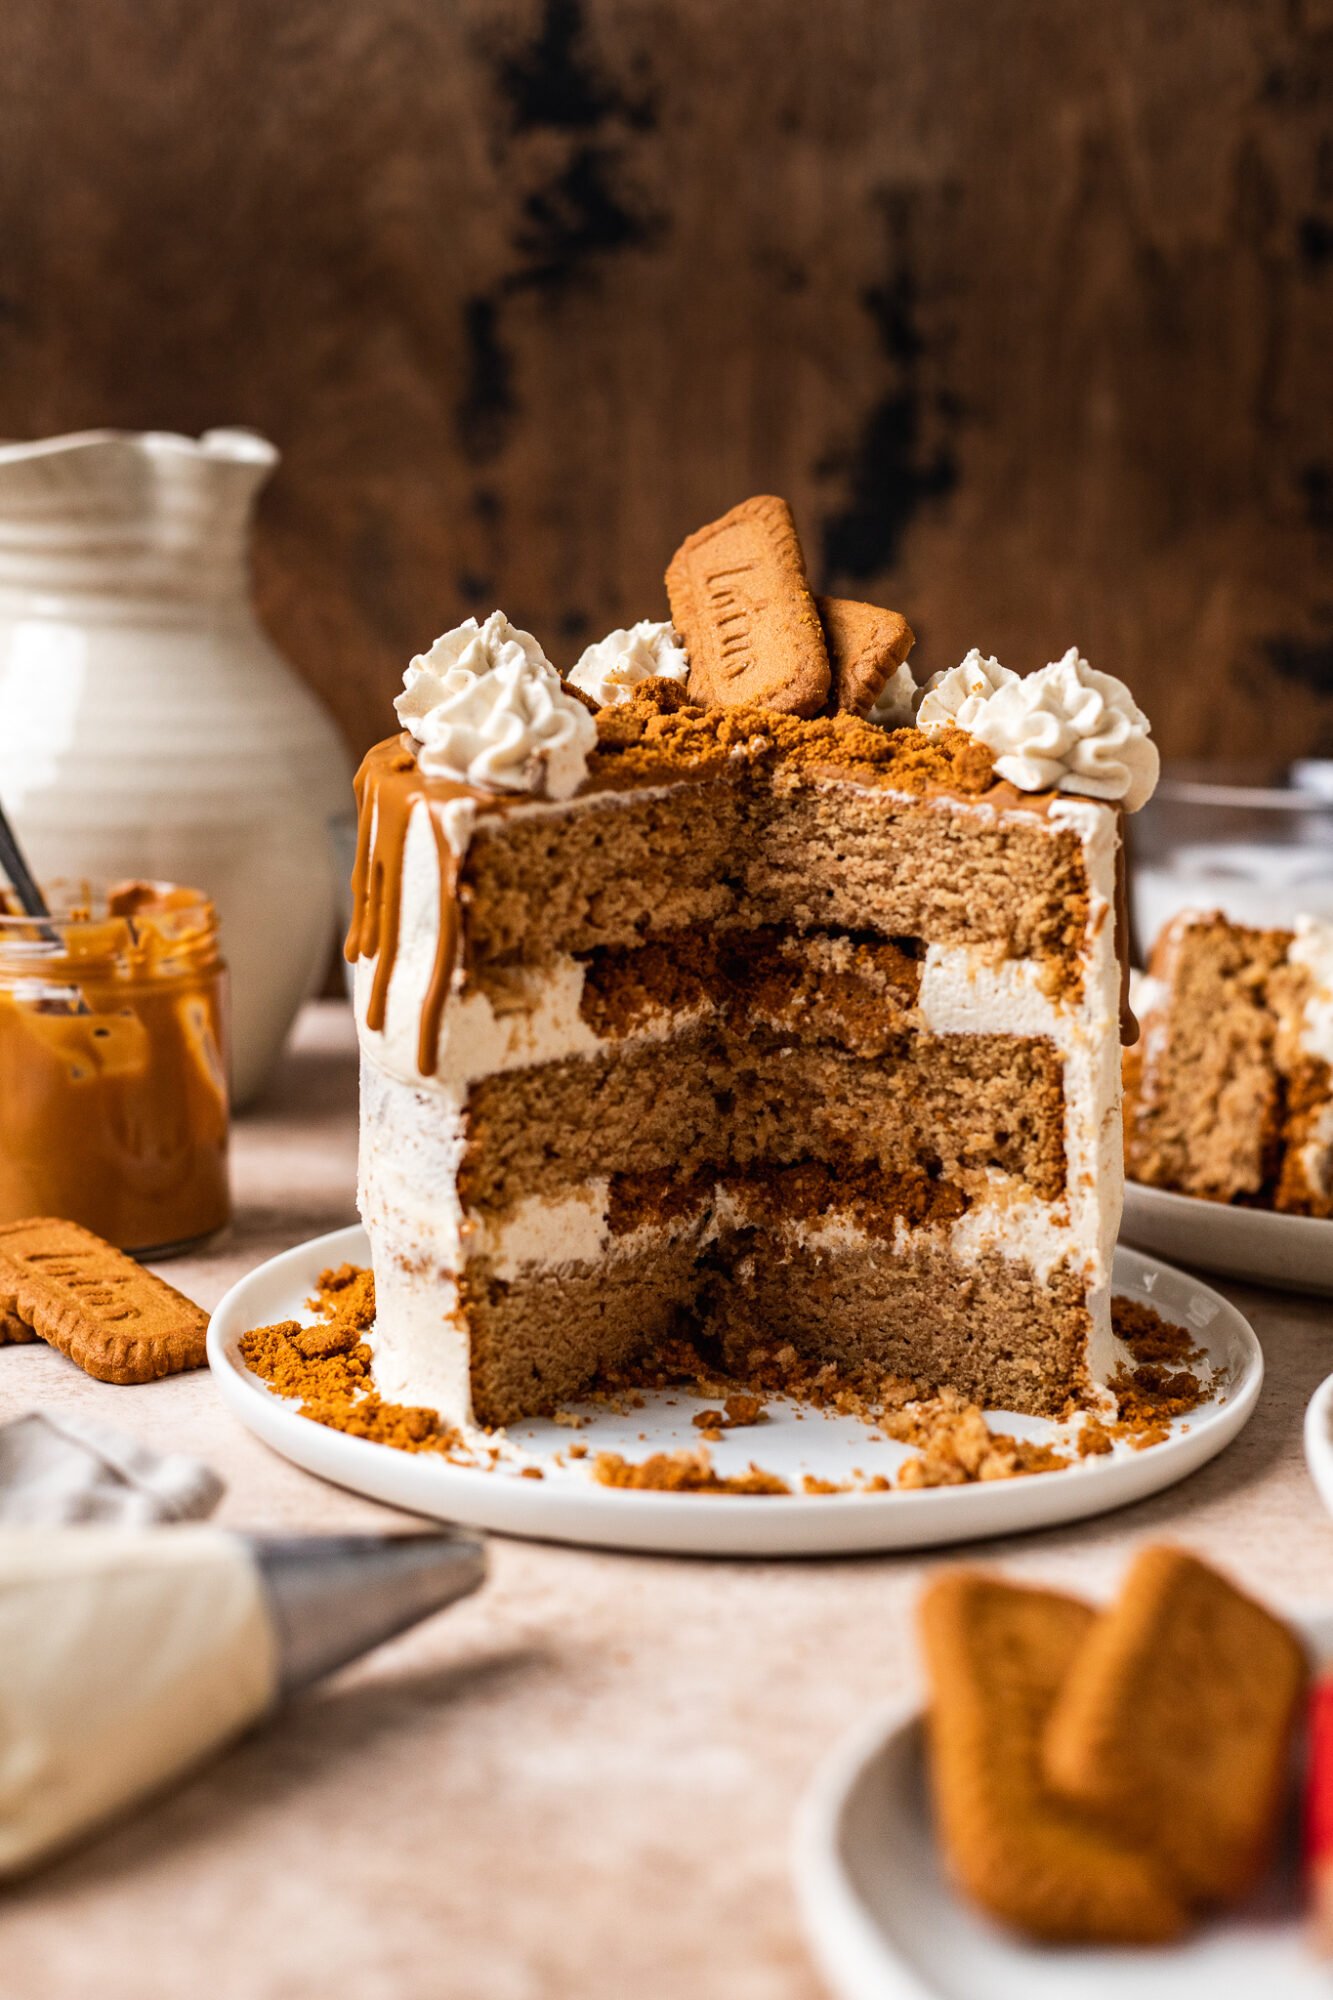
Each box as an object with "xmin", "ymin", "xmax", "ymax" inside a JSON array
[{"xmin": 0, "ymin": 801, "xmax": 51, "ymax": 920}]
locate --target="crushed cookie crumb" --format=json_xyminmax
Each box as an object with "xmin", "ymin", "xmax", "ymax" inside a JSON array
[
  {"xmin": 724, "ymin": 1392, "xmax": 765, "ymax": 1426},
  {"xmin": 240, "ymin": 1266, "xmax": 463, "ymax": 1457},
  {"xmin": 1077, "ymin": 1416, "xmax": 1115, "ymax": 1457},
  {"xmin": 691, "ymin": 1392, "xmax": 766, "ymax": 1440},
  {"xmin": 592, "ymin": 687, "xmax": 1000, "ymax": 798},
  {"xmin": 591, "ymin": 1449, "xmax": 790, "ymax": 1495},
  {"xmin": 1105, "ymin": 1297, "xmax": 1209, "ymax": 1448}
]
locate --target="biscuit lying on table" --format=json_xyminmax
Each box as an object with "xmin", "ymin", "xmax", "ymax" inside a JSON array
[
  {"xmin": 0, "ymin": 1217, "xmax": 208, "ymax": 1383},
  {"xmin": 919, "ymin": 1572, "xmax": 1190, "ymax": 1944},
  {"xmin": 1043, "ymin": 1545, "xmax": 1308, "ymax": 1904}
]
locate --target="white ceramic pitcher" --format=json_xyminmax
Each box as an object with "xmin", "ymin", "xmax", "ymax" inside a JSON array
[{"xmin": 0, "ymin": 429, "xmax": 352, "ymax": 1107}]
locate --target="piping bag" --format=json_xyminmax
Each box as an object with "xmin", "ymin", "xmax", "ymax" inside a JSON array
[{"xmin": 0, "ymin": 1524, "xmax": 486, "ymax": 1876}]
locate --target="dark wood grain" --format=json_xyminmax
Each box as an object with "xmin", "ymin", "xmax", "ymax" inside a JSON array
[{"xmin": 1, "ymin": 0, "xmax": 1330, "ymax": 763}]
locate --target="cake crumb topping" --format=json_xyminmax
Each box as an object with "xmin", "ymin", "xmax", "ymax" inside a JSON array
[{"xmin": 591, "ymin": 683, "xmax": 999, "ymax": 796}]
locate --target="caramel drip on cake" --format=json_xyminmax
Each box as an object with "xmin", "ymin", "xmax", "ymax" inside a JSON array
[
  {"xmin": 420, "ymin": 811, "xmax": 462, "ymax": 1077},
  {"xmin": 344, "ymin": 737, "xmax": 488, "ymax": 1076}
]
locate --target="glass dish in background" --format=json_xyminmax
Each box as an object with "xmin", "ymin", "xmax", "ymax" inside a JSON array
[
  {"xmin": 0, "ymin": 881, "xmax": 230, "ymax": 1254},
  {"xmin": 1127, "ymin": 761, "xmax": 1333, "ymax": 966}
]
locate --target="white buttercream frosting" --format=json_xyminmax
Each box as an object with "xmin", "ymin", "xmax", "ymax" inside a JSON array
[
  {"xmin": 395, "ymin": 611, "xmax": 596, "ymax": 800},
  {"xmin": 917, "ymin": 647, "xmax": 1159, "ymax": 811},
  {"xmin": 1291, "ymin": 914, "xmax": 1333, "ymax": 1066},
  {"xmin": 915, "ymin": 650, "xmax": 1018, "ymax": 733},
  {"xmin": 865, "ymin": 661, "xmax": 918, "ymax": 728},
  {"xmin": 568, "ymin": 620, "xmax": 689, "ymax": 708}
]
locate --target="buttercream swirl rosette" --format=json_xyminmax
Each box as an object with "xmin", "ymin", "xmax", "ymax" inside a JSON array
[
  {"xmin": 568, "ymin": 620, "xmax": 689, "ymax": 709},
  {"xmin": 917, "ymin": 646, "xmax": 1159, "ymax": 811},
  {"xmin": 395, "ymin": 611, "xmax": 596, "ymax": 800}
]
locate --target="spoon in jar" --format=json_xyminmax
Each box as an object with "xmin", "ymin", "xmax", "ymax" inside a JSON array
[
  {"xmin": 0, "ymin": 799, "xmax": 89, "ymax": 1008},
  {"xmin": 0, "ymin": 798, "xmax": 51, "ymax": 923}
]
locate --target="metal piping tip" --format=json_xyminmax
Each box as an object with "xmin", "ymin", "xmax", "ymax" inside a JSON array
[{"xmin": 245, "ymin": 1530, "xmax": 487, "ymax": 1699}]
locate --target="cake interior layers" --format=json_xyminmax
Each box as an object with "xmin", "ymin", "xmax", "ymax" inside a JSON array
[
  {"xmin": 461, "ymin": 770, "xmax": 1091, "ymax": 979},
  {"xmin": 459, "ymin": 1022, "xmax": 1067, "ymax": 1207},
  {"xmin": 353, "ymin": 711, "xmax": 1122, "ymax": 1430},
  {"xmin": 1128, "ymin": 912, "xmax": 1333, "ymax": 1214},
  {"xmin": 463, "ymin": 1227, "xmax": 1092, "ymax": 1430},
  {"xmin": 361, "ymin": 913, "xmax": 1100, "ymax": 1425}
]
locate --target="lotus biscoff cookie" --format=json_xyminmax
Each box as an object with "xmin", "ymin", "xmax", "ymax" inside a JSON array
[
  {"xmin": 0, "ymin": 1217, "xmax": 209, "ymax": 1384},
  {"xmin": 919, "ymin": 1571, "xmax": 1189, "ymax": 1944},
  {"xmin": 816, "ymin": 596, "xmax": 915, "ymax": 717},
  {"xmin": 666, "ymin": 495, "xmax": 830, "ymax": 717},
  {"xmin": 1043, "ymin": 1546, "xmax": 1308, "ymax": 1904}
]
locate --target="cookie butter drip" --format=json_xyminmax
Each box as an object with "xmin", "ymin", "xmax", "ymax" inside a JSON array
[
  {"xmin": 419, "ymin": 811, "xmax": 462, "ymax": 1077},
  {"xmin": 345, "ymin": 737, "xmax": 487, "ymax": 1076}
]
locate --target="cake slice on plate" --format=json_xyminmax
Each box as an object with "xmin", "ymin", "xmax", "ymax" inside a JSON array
[
  {"xmin": 1127, "ymin": 908, "xmax": 1333, "ymax": 1213},
  {"xmin": 346, "ymin": 496, "xmax": 1160, "ymax": 1432}
]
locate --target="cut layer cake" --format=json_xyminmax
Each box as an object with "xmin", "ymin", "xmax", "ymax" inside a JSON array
[{"xmin": 346, "ymin": 495, "xmax": 1160, "ymax": 1431}]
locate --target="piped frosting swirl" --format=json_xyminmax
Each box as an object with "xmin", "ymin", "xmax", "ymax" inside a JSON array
[
  {"xmin": 915, "ymin": 650, "xmax": 1018, "ymax": 733},
  {"xmin": 395, "ymin": 611, "xmax": 596, "ymax": 800},
  {"xmin": 568, "ymin": 620, "xmax": 689, "ymax": 709},
  {"xmin": 917, "ymin": 647, "xmax": 1159, "ymax": 810}
]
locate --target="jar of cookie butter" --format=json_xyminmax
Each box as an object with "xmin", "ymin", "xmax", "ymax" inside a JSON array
[{"xmin": 0, "ymin": 881, "xmax": 230, "ymax": 1253}]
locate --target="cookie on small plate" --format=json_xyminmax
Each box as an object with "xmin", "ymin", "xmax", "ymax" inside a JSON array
[
  {"xmin": 919, "ymin": 1571, "xmax": 1189, "ymax": 1944},
  {"xmin": 1043, "ymin": 1545, "xmax": 1308, "ymax": 1903}
]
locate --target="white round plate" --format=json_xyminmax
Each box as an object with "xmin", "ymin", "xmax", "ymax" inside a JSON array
[
  {"xmin": 1122, "ymin": 1179, "xmax": 1333, "ymax": 1295},
  {"xmin": 208, "ymin": 1225, "xmax": 1262, "ymax": 1558},
  {"xmin": 1302, "ymin": 1374, "xmax": 1333, "ymax": 1520},
  {"xmin": 795, "ymin": 1610, "xmax": 1333, "ymax": 2000}
]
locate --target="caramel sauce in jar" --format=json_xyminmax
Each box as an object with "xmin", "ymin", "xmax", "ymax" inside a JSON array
[{"xmin": 0, "ymin": 881, "xmax": 230, "ymax": 1253}]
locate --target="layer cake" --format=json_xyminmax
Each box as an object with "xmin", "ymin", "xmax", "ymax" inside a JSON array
[{"xmin": 347, "ymin": 497, "xmax": 1160, "ymax": 1432}]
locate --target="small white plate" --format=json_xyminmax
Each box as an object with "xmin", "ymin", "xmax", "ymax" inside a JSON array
[
  {"xmin": 1122, "ymin": 1179, "xmax": 1333, "ymax": 1296},
  {"xmin": 1303, "ymin": 1375, "xmax": 1333, "ymax": 1521},
  {"xmin": 208, "ymin": 1225, "xmax": 1262, "ymax": 1559},
  {"xmin": 795, "ymin": 1611, "xmax": 1333, "ymax": 2000}
]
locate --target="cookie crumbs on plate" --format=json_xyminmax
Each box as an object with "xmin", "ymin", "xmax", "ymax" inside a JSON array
[
  {"xmin": 692, "ymin": 1392, "xmax": 767, "ymax": 1439},
  {"xmin": 1078, "ymin": 1417, "xmax": 1116, "ymax": 1457},
  {"xmin": 238, "ymin": 1264, "xmax": 1208, "ymax": 1490},
  {"xmin": 1105, "ymin": 1297, "xmax": 1210, "ymax": 1449},
  {"xmin": 894, "ymin": 1397, "xmax": 1072, "ymax": 1489},
  {"xmin": 591, "ymin": 1448, "xmax": 790, "ymax": 1495},
  {"xmin": 240, "ymin": 1265, "xmax": 464, "ymax": 1458}
]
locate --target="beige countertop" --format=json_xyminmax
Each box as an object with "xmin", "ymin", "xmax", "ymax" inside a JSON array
[{"xmin": 4, "ymin": 1000, "xmax": 1333, "ymax": 2000}]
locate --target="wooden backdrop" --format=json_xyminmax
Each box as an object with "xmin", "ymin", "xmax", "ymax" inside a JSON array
[{"xmin": 2, "ymin": 0, "xmax": 1332, "ymax": 764}]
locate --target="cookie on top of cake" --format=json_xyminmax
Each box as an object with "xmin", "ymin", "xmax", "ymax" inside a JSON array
[{"xmin": 345, "ymin": 494, "xmax": 1160, "ymax": 1434}]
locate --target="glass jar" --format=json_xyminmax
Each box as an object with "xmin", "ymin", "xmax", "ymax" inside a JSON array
[{"xmin": 0, "ymin": 880, "xmax": 230, "ymax": 1253}]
